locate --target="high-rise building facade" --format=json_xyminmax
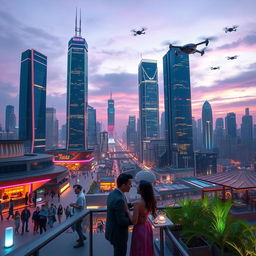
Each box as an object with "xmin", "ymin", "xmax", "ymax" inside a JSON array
[
  {"xmin": 107, "ymin": 93, "xmax": 115, "ymax": 143},
  {"xmin": 66, "ymin": 12, "xmax": 88, "ymax": 150},
  {"xmin": 46, "ymin": 108, "xmax": 58, "ymax": 150},
  {"xmin": 241, "ymin": 108, "xmax": 253, "ymax": 145},
  {"xmin": 126, "ymin": 116, "xmax": 137, "ymax": 152},
  {"xmin": 88, "ymin": 105, "xmax": 97, "ymax": 147},
  {"xmin": 138, "ymin": 59, "xmax": 159, "ymax": 163},
  {"xmin": 214, "ymin": 117, "xmax": 225, "ymax": 158},
  {"xmin": 202, "ymin": 101, "xmax": 213, "ymax": 151},
  {"xmin": 160, "ymin": 112, "xmax": 165, "ymax": 139},
  {"xmin": 5, "ymin": 105, "xmax": 16, "ymax": 132},
  {"xmin": 225, "ymin": 112, "xmax": 237, "ymax": 158},
  {"xmin": 192, "ymin": 117, "xmax": 197, "ymax": 150},
  {"xmin": 19, "ymin": 49, "xmax": 47, "ymax": 153},
  {"xmin": 163, "ymin": 50, "xmax": 193, "ymax": 168},
  {"xmin": 100, "ymin": 131, "xmax": 108, "ymax": 155}
]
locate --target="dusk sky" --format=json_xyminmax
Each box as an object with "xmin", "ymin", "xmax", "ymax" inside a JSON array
[{"xmin": 1, "ymin": 0, "xmax": 256, "ymax": 135}]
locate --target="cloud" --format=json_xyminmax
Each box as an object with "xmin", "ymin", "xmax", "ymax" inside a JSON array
[{"xmin": 217, "ymin": 34, "xmax": 256, "ymax": 50}]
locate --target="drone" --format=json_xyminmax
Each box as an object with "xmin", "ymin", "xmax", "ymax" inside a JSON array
[
  {"xmin": 211, "ymin": 66, "xmax": 220, "ymax": 70},
  {"xmin": 131, "ymin": 28, "xmax": 147, "ymax": 36},
  {"xmin": 224, "ymin": 25, "xmax": 239, "ymax": 33},
  {"xmin": 227, "ymin": 55, "xmax": 238, "ymax": 60},
  {"xmin": 169, "ymin": 39, "xmax": 209, "ymax": 56}
]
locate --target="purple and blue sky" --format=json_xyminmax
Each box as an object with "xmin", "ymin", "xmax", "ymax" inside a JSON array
[{"xmin": 1, "ymin": 0, "xmax": 256, "ymax": 135}]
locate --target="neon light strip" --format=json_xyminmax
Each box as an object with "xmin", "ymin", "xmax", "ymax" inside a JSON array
[
  {"xmin": 53, "ymin": 157, "xmax": 94, "ymax": 163},
  {"xmin": 0, "ymin": 179, "xmax": 51, "ymax": 190},
  {"xmin": 31, "ymin": 49, "xmax": 35, "ymax": 152}
]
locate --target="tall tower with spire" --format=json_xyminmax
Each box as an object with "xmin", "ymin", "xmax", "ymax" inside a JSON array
[
  {"xmin": 66, "ymin": 9, "xmax": 88, "ymax": 150},
  {"xmin": 107, "ymin": 91, "xmax": 115, "ymax": 144}
]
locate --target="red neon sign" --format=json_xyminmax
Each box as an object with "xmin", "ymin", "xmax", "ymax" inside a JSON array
[
  {"xmin": 0, "ymin": 178, "xmax": 51, "ymax": 190},
  {"xmin": 53, "ymin": 157, "xmax": 94, "ymax": 164}
]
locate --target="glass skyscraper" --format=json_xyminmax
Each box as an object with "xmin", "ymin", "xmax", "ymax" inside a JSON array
[
  {"xmin": 202, "ymin": 101, "xmax": 213, "ymax": 150},
  {"xmin": 5, "ymin": 105, "xmax": 16, "ymax": 132},
  {"xmin": 138, "ymin": 59, "xmax": 159, "ymax": 163},
  {"xmin": 66, "ymin": 13, "xmax": 88, "ymax": 150},
  {"xmin": 88, "ymin": 105, "xmax": 97, "ymax": 147},
  {"xmin": 107, "ymin": 92, "xmax": 115, "ymax": 143},
  {"xmin": 163, "ymin": 50, "xmax": 193, "ymax": 168},
  {"xmin": 19, "ymin": 49, "xmax": 47, "ymax": 153},
  {"xmin": 126, "ymin": 115, "xmax": 137, "ymax": 152}
]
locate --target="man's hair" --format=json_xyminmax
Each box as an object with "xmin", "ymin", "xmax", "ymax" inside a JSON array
[
  {"xmin": 117, "ymin": 173, "xmax": 133, "ymax": 188},
  {"xmin": 73, "ymin": 184, "xmax": 82, "ymax": 191}
]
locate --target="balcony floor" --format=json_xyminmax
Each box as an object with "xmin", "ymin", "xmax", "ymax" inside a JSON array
[{"xmin": 40, "ymin": 232, "xmax": 129, "ymax": 256}]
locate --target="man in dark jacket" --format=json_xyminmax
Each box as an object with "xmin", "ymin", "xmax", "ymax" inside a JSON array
[
  {"xmin": 105, "ymin": 173, "xmax": 133, "ymax": 256},
  {"xmin": 21, "ymin": 206, "xmax": 31, "ymax": 234}
]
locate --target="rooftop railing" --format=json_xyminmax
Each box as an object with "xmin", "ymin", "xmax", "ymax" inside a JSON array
[{"xmin": 6, "ymin": 208, "xmax": 189, "ymax": 256}]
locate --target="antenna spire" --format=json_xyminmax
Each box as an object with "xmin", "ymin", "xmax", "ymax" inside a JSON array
[
  {"xmin": 75, "ymin": 8, "xmax": 78, "ymax": 36},
  {"xmin": 79, "ymin": 9, "xmax": 82, "ymax": 37},
  {"xmin": 110, "ymin": 90, "xmax": 112, "ymax": 100}
]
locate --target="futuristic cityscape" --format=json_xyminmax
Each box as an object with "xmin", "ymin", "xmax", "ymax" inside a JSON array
[{"xmin": 0, "ymin": 1, "xmax": 256, "ymax": 255}]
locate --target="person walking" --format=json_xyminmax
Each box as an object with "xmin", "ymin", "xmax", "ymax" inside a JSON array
[
  {"xmin": 13, "ymin": 211, "xmax": 21, "ymax": 234},
  {"xmin": 57, "ymin": 192, "xmax": 61, "ymax": 203},
  {"xmin": 48, "ymin": 203, "xmax": 56, "ymax": 228},
  {"xmin": 0, "ymin": 200, "xmax": 4, "ymax": 221},
  {"xmin": 57, "ymin": 204, "xmax": 63, "ymax": 223},
  {"xmin": 32, "ymin": 207, "xmax": 40, "ymax": 233},
  {"xmin": 6, "ymin": 199, "xmax": 14, "ymax": 220},
  {"xmin": 65, "ymin": 205, "xmax": 72, "ymax": 220},
  {"xmin": 70, "ymin": 184, "xmax": 86, "ymax": 248},
  {"xmin": 105, "ymin": 173, "xmax": 133, "ymax": 256},
  {"xmin": 39, "ymin": 205, "xmax": 48, "ymax": 234},
  {"xmin": 21, "ymin": 206, "xmax": 31, "ymax": 235}
]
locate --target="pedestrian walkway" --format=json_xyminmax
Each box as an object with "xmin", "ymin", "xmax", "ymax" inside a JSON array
[{"xmin": 0, "ymin": 171, "xmax": 97, "ymax": 256}]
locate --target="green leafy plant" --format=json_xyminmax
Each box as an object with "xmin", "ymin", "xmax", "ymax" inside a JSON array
[{"xmin": 166, "ymin": 196, "xmax": 255, "ymax": 256}]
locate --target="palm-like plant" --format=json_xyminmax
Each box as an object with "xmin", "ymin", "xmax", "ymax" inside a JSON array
[{"xmin": 165, "ymin": 196, "xmax": 254, "ymax": 256}]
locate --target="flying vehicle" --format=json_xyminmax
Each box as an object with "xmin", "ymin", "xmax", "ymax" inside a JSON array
[
  {"xmin": 224, "ymin": 25, "xmax": 239, "ymax": 33},
  {"xmin": 211, "ymin": 66, "xmax": 220, "ymax": 70},
  {"xmin": 227, "ymin": 55, "xmax": 238, "ymax": 60},
  {"xmin": 131, "ymin": 28, "xmax": 147, "ymax": 36},
  {"xmin": 169, "ymin": 39, "xmax": 209, "ymax": 56}
]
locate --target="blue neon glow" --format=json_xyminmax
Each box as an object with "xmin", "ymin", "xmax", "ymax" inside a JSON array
[{"xmin": 5, "ymin": 227, "xmax": 14, "ymax": 248}]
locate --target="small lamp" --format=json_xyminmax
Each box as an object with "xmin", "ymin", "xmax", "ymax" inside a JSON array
[{"xmin": 5, "ymin": 227, "xmax": 14, "ymax": 248}]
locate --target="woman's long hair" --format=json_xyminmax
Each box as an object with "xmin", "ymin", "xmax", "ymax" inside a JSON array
[{"xmin": 139, "ymin": 180, "xmax": 157, "ymax": 217}]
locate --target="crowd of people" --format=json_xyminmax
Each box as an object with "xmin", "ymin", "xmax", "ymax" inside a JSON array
[{"xmin": 4, "ymin": 202, "xmax": 73, "ymax": 235}]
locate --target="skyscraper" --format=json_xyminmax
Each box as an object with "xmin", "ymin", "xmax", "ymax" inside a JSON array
[
  {"xmin": 5, "ymin": 105, "xmax": 16, "ymax": 133},
  {"xmin": 163, "ymin": 50, "xmax": 193, "ymax": 168},
  {"xmin": 87, "ymin": 105, "xmax": 97, "ymax": 147},
  {"xmin": 126, "ymin": 116, "xmax": 137, "ymax": 152},
  {"xmin": 107, "ymin": 92, "xmax": 115, "ymax": 143},
  {"xmin": 197, "ymin": 118, "xmax": 203, "ymax": 150},
  {"xmin": 241, "ymin": 108, "xmax": 253, "ymax": 145},
  {"xmin": 160, "ymin": 112, "xmax": 165, "ymax": 139},
  {"xmin": 214, "ymin": 117, "xmax": 224, "ymax": 158},
  {"xmin": 225, "ymin": 113, "xmax": 237, "ymax": 139},
  {"xmin": 19, "ymin": 49, "xmax": 47, "ymax": 153},
  {"xmin": 192, "ymin": 117, "xmax": 197, "ymax": 150},
  {"xmin": 66, "ymin": 11, "xmax": 88, "ymax": 150},
  {"xmin": 225, "ymin": 112, "xmax": 237, "ymax": 158},
  {"xmin": 202, "ymin": 101, "xmax": 213, "ymax": 150},
  {"xmin": 138, "ymin": 59, "xmax": 159, "ymax": 163},
  {"xmin": 46, "ymin": 108, "xmax": 58, "ymax": 149}
]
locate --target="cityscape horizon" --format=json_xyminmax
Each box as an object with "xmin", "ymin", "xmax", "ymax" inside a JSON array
[{"xmin": 0, "ymin": 0, "xmax": 256, "ymax": 136}]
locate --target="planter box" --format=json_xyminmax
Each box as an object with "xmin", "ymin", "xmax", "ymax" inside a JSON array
[{"xmin": 179, "ymin": 236, "xmax": 212, "ymax": 256}]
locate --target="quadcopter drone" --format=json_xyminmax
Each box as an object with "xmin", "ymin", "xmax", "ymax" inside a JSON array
[
  {"xmin": 211, "ymin": 66, "xmax": 220, "ymax": 70},
  {"xmin": 227, "ymin": 55, "xmax": 238, "ymax": 60},
  {"xmin": 131, "ymin": 28, "xmax": 147, "ymax": 36},
  {"xmin": 224, "ymin": 25, "xmax": 239, "ymax": 33},
  {"xmin": 169, "ymin": 39, "xmax": 209, "ymax": 56}
]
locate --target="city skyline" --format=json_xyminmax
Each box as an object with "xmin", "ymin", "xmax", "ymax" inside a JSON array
[{"xmin": 0, "ymin": 0, "xmax": 256, "ymax": 135}]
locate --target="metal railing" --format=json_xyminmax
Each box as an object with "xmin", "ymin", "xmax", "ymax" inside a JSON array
[{"xmin": 6, "ymin": 208, "xmax": 188, "ymax": 256}]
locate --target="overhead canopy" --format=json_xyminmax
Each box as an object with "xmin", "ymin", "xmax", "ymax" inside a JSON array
[{"xmin": 197, "ymin": 171, "xmax": 256, "ymax": 190}]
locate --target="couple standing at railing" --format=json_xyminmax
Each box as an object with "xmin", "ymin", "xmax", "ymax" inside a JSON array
[{"xmin": 105, "ymin": 173, "xmax": 156, "ymax": 256}]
